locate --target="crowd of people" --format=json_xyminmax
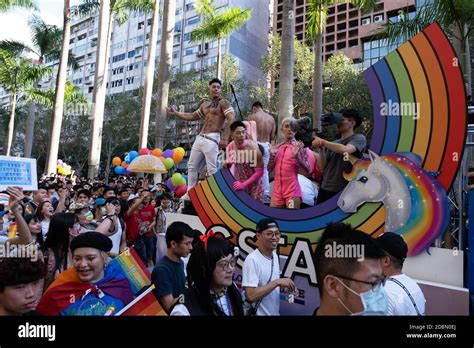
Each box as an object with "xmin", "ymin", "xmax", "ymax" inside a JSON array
[{"xmin": 0, "ymin": 78, "xmax": 426, "ymax": 316}]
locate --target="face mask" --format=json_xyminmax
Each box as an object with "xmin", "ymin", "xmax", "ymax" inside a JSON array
[
  {"xmin": 100, "ymin": 207, "xmax": 107, "ymax": 216},
  {"xmin": 84, "ymin": 211, "xmax": 94, "ymax": 222},
  {"xmin": 335, "ymin": 277, "xmax": 388, "ymax": 316},
  {"xmin": 156, "ymin": 191, "xmax": 163, "ymax": 197}
]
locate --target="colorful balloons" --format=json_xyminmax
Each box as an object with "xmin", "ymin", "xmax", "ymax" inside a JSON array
[
  {"xmin": 121, "ymin": 161, "xmax": 127, "ymax": 168},
  {"xmin": 115, "ymin": 166, "xmax": 125, "ymax": 175},
  {"xmin": 152, "ymin": 148, "xmax": 162, "ymax": 157},
  {"xmin": 171, "ymin": 173, "xmax": 183, "ymax": 186},
  {"xmin": 175, "ymin": 184, "xmax": 187, "ymax": 197},
  {"xmin": 172, "ymin": 151, "xmax": 184, "ymax": 163},
  {"xmin": 139, "ymin": 148, "xmax": 151, "ymax": 156},
  {"xmin": 179, "ymin": 176, "xmax": 187, "ymax": 185},
  {"xmin": 112, "ymin": 157, "xmax": 122, "ymax": 166},
  {"xmin": 129, "ymin": 151, "xmax": 139, "ymax": 162},
  {"xmin": 166, "ymin": 178, "xmax": 176, "ymax": 191},
  {"xmin": 163, "ymin": 158, "xmax": 174, "ymax": 170},
  {"xmin": 163, "ymin": 149, "xmax": 174, "ymax": 159},
  {"xmin": 124, "ymin": 154, "xmax": 131, "ymax": 164},
  {"xmin": 175, "ymin": 147, "xmax": 185, "ymax": 156}
]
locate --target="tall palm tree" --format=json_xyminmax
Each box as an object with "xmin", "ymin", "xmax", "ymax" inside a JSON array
[
  {"xmin": 0, "ymin": 0, "xmax": 36, "ymax": 12},
  {"xmin": 307, "ymin": 0, "xmax": 376, "ymax": 130},
  {"xmin": 0, "ymin": 49, "xmax": 50, "ymax": 156},
  {"xmin": 277, "ymin": 0, "xmax": 295, "ymax": 140},
  {"xmin": 384, "ymin": 0, "xmax": 473, "ymax": 97},
  {"xmin": 0, "ymin": 15, "xmax": 79, "ymax": 158},
  {"xmin": 190, "ymin": 0, "xmax": 251, "ymax": 79},
  {"xmin": 77, "ymin": 0, "xmax": 154, "ymax": 178},
  {"xmin": 45, "ymin": 0, "xmax": 72, "ymax": 175},
  {"xmin": 154, "ymin": 0, "xmax": 176, "ymax": 149},
  {"xmin": 139, "ymin": 0, "xmax": 160, "ymax": 149}
]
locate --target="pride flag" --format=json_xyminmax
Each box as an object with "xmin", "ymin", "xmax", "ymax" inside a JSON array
[
  {"xmin": 114, "ymin": 247, "xmax": 151, "ymax": 293},
  {"xmin": 115, "ymin": 285, "xmax": 167, "ymax": 316}
]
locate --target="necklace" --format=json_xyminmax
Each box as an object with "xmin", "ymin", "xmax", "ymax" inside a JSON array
[
  {"xmin": 258, "ymin": 249, "xmax": 273, "ymax": 261},
  {"xmin": 209, "ymin": 97, "xmax": 221, "ymax": 109}
]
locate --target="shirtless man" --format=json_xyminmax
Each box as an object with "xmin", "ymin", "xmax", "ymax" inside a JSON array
[
  {"xmin": 167, "ymin": 78, "xmax": 235, "ymax": 200},
  {"xmin": 248, "ymin": 101, "xmax": 275, "ymax": 203}
]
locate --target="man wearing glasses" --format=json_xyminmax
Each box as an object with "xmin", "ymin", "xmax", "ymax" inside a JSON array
[
  {"xmin": 312, "ymin": 223, "xmax": 388, "ymax": 315},
  {"xmin": 242, "ymin": 218, "xmax": 297, "ymax": 315}
]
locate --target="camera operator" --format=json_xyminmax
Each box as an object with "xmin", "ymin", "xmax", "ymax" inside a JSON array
[{"xmin": 312, "ymin": 109, "xmax": 366, "ymax": 204}]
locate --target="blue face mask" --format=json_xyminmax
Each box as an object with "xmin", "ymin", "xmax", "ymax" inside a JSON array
[
  {"xmin": 156, "ymin": 191, "xmax": 163, "ymax": 197},
  {"xmin": 336, "ymin": 277, "xmax": 388, "ymax": 316}
]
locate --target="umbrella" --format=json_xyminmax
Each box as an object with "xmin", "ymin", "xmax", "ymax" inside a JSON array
[{"xmin": 127, "ymin": 155, "xmax": 167, "ymax": 174}]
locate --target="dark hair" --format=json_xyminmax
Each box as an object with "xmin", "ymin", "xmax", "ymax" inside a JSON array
[
  {"xmin": 103, "ymin": 187, "xmax": 116, "ymax": 195},
  {"xmin": 42, "ymin": 213, "xmax": 77, "ymax": 274},
  {"xmin": 252, "ymin": 101, "xmax": 263, "ymax": 109},
  {"xmin": 25, "ymin": 215, "xmax": 45, "ymax": 246},
  {"xmin": 165, "ymin": 222, "xmax": 195, "ymax": 248},
  {"xmin": 340, "ymin": 108, "xmax": 362, "ymax": 128},
  {"xmin": 0, "ymin": 258, "xmax": 45, "ymax": 292},
  {"xmin": 209, "ymin": 78, "xmax": 222, "ymax": 86},
  {"xmin": 36, "ymin": 200, "xmax": 52, "ymax": 221},
  {"xmin": 186, "ymin": 236, "xmax": 241, "ymax": 315},
  {"xmin": 77, "ymin": 189, "xmax": 91, "ymax": 198},
  {"xmin": 313, "ymin": 223, "xmax": 385, "ymax": 299},
  {"xmin": 230, "ymin": 120, "xmax": 246, "ymax": 133}
]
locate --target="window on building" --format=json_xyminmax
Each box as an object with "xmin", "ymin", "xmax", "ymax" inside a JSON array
[
  {"xmin": 175, "ymin": 22, "xmax": 182, "ymax": 32},
  {"xmin": 173, "ymin": 52, "xmax": 179, "ymax": 59},
  {"xmin": 183, "ymin": 32, "xmax": 192, "ymax": 41},
  {"xmin": 112, "ymin": 53, "xmax": 126, "ymax": 63},
  {"xmin": 186, "ymin": 16, "xmax": 199, "ymax": 26},
  {"xmin": 126, "ymin": 77, "xmax": 134, "ymax": 84},
  {"xmin": 176, "ymin": 7, "xmax": 183, "ymax": 16},
  {"xmin": 183, "ymin": 47, "xmax": 195, "ymax": 56},
  {"xmin": 77, "ymin": 33, "xmax": 87, "ymax": 41},
  {"xmin": 361, "ymin": 17, "xmax": 371, "ymax": 26},
  {"xmin": 138, "ymin": 21, "xmax": 144, "ymax": 30},
  {"xmin": 185, "ymin": 3, "xmax": 195, "ymax": 11},
  {"xmin": 128, "ymin": 50, "xmax": 135, "ymax": 58}
]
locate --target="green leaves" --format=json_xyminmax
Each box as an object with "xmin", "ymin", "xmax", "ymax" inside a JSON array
[{"xmin": 0, "ymin": 0, "xmax": 37, "ymax": 12}]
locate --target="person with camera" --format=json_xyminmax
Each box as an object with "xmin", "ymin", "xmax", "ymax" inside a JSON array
[{"xmin": 312, "ymin": 109, "xmax": 366, "ymax": 204}]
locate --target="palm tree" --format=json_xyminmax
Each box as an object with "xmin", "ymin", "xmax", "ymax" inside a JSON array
[
  {"xmin": 0, "ymin": 49, "xmax": 50, "ymax": 156},
  {"xmin": 139, "ymin": 0, "xmax": 160, "ymax": 150},
  {"xmin": 76, "ymin": 0, "xmax": 154, "ymax": 178},
  {"xmin": 190, "ymin": 0, "xmax": 251, "ymax": 79},
  {"xmin": 384, "ymin": 0, "xmax": 473, "ymax": 97},
  {"xmin": 45, "ymin": 0, "xmax": 71, "ymax": 175},
  {"xmin": 0, "ymin": 0, "xmax": 36, "ymax": 12},
  {"xmin": 0, "ymin": 15, "xmax": 79, "ymax": 158},
  {"xmin": 307, "ymin": 0, "xmax": 376, "ymax": 130},
  {"xmin": 154, "ymin": 0, "xmax": 176, "ymax": 149},
  {"xmin": 277, "ymin": 0, "xmax": 295, "ymax": 140}
]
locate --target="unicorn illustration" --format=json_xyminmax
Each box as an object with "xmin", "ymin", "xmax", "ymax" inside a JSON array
[{"xmin": 337, "ymin": 151, "xmax": 449, "ymax": 256}]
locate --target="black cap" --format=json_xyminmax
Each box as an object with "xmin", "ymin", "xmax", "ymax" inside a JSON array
[
  {"xmin": 70, "ymin": 232, "xmax": 112, "ymax": 253},
  {"xmin": 255, "ymin": 218, "xmax": 279, "ymax": 233},
  {"xmin": 376, "ymin": 232, "xmax": 408, "ymax": 260}
]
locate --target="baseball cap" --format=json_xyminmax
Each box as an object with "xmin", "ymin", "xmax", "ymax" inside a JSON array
[
  {"xmin": 255, "ymin": 218, "xmax": 279, "ymax": 233},
  {"xmin": 93, "ymin": 197, "xmax": 106, "ymax": 207},
  {"xmin": 376, "ymin": 232, "xmax": 408, "ymax": 260}
]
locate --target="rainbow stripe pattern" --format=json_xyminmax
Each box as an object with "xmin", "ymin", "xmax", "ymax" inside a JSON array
[
  {"xmin": 189, "ymin": 22, "xmax": 466, "ymax": 255},
  {"xmin": 114, "ymin": 247, "xmax": 151, "ymax": 294}
]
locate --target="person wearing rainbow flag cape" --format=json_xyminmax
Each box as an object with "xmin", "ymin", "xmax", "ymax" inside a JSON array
[{"xmin": 37, "ymin": 232, "xmax": 135, "ymax": 316}]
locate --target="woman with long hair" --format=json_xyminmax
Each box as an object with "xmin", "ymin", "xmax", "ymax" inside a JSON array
[
  {"xmin": 36, "ymin": 200, "xmax": 54, "ymax": 239},
  {"xmin": 24, "ymin": 215, "xmax": 44, "ymax": 247},
  {"xmin": 41, "ymin": 213, "xmax": 81, "ymax": 291},
  {"xmin": 171, "ymin": 233, "xmax": 243, "ymax": 316}
]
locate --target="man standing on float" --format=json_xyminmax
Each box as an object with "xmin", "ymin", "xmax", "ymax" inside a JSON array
[{"xmin": 167, "ymin": 78, "xmax": 235, "ymax": 201}]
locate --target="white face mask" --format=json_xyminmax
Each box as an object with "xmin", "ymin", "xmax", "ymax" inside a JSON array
[
  {"xmin": 100, "ymin": 207, "xmax": 107, "ymax": 216},
  {"xmin": 335, "ymin": 276, "xmax": 388, "ymax": 316}
]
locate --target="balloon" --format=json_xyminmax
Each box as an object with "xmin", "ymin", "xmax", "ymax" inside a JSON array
[
  {"xmin": 129, "ymin": 151, "xmax": 139, "ymax": 161},
  {"xmin": 172, "ymin": 151, "xmax": 184, "ymax": 163},
  {"xmin": 175, "ymin": 184, "xmax": 187, "ymax": 197},
  {"xmin": 125, "ymin": 169, "xmax": 134, "ymax": 176},
  {"xmin": 139, "ymin": 148, "xmax": 151, "ymax": 156},
  {"xmin": 56, "ymin": 160, "xmax": 62, "ymax": 165},
  {"xmin": 182, "ymin": 175, "xmax": 187, "ymax": 181},
  {"xmin": 121, "ymin": 161, "xmax": 127, "ymax": 168},
  {"xmin": 115, "ymin": 166, "xmax": 125, "ymax": 175},
  {"xmin": 163, "ymin": 149, "xmax": 174, "ymax": 159},
  {"xmin": 159, "ymin": 156, "xmax": 165, "ymax": 162},
  {"xmin": 171, "ymin": 173, "xmax": 183, "ymax": 186},
  {"xmin": 175, "ymin": 147, "xmax": 185, "ymax": 156},
  {"xmin": 112, "ymin": 157, "xmax": 122, "ymax": 166},
  {"xmin": 167, "ymin": 178, "xmax": 177, "ymax": 191},
  {"xmin": 163, "ymin": 158, "xmax": 174, "ymax": 170},
  {"xmin": 179, "ymin": 177, "xmax": 187, "ymax": 185},
  {"xmin": 152, "ymin": 148, "xmax": 162, "ymax": 157},
  {"xmin": 125, "ymin": 154, "xmax": 131, "ymax": 164}
]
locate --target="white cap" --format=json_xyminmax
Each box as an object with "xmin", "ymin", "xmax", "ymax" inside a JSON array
[{"xmin": 127, "ymin": 194, "xmax": 138, "ymax": 202}]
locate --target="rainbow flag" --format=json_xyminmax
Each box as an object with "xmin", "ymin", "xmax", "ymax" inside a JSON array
[
  {"xmin": 115, "ymin": 285, "xmax": 167, "ymax": 316},
  {"xmin": 114, "ymin": 247, "xmax": 151, "ymax": 294}
]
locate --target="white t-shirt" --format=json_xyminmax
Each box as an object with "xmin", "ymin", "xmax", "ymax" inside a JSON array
[
  {"xmin": 242, "ymin": 249, "xmax": 280, "ymax": 316},
  {"xmin": 109, "ymin": 219, "xmax": 123, "ymax": 255},
  {"xmin": 41, "ymin": 220, "xmax": 50, "ymax": 238},
  {"xmin": 0, "ymin": 235, "xmax": 8, "ymax": 244},
  {"xmin": 385, "ymin": 274, "xmax": 426, "ymax": 315},
  {"xmin": 298, "ymin": 174, "xmax": 318, "ymax": 206}
]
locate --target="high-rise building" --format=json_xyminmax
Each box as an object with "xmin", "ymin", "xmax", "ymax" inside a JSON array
[
  {"xmin": 272, "ymin": 0, "xmax": 417, "ymax": 69},
  {"xmin": 39, "ymin": 0, "xmax": 271, "ymax": 100}
]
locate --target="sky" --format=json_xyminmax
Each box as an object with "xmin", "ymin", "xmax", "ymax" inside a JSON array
[{"xmin": 0, "ymin": 0, "xmax": 82, "ymax": 55}]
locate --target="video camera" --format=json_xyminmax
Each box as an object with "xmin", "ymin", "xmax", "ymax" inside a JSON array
[{"xmin": 290, "ymin": 112, "xmax": 344, "ymax": 147}]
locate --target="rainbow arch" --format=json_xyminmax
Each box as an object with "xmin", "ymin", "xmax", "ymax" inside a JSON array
[{"xmin": 189, "ymin": 22, "xmax": 467, "ymax": 255}]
